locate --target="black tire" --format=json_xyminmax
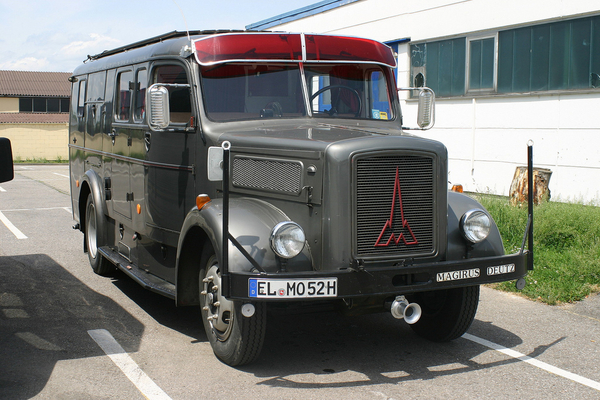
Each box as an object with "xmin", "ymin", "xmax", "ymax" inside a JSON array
[
  {"xmin": 85, "ymin": 194, "xmax": 113, "ymax": 276},
  {"xmin": 199, "ymin": 250, "xmax": 266, "ymax": 366},
  {"xmin": 409, "ymin": 285, "xmax": 479, "ymax": 342}
]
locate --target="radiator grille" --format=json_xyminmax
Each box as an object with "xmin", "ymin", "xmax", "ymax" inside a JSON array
[
  {"xmin": 232, "ymin": 156, "xmax": 303, "ymax": 194},
  {"xmin": 355, "ymin": 155, "xmax": 435, "ymax": 258}
]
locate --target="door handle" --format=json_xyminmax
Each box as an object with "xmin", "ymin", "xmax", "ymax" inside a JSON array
[
  {"xmin": 108, "ymin": 129, "xmax": 118, "ymax": 145},
  {"xmin": 144, "ymin": 132, "xmax": 151, "ymax": 152}
]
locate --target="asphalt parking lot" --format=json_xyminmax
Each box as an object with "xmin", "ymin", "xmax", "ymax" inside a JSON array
[{"xmin": 1, "ymin": 165, "xmax": 599, "ymax": 399}]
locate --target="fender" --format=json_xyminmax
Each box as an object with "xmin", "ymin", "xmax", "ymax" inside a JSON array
[
  {"xmin": 175, "ymin": 196, "xmax": 314, "ymax": 305},
  {"xmin": 446, "ymin": 191, "xmax": 504, "ymax": 260},
  {"xmin": 79, "ymin": 169, "xmax": 108, "ymax": 249}
]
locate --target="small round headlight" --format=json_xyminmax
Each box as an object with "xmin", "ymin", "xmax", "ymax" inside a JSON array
[
  {"xmin": 270, "ymin": 222, "xmax": 306, "ymax": 259},
  {"xmin": 460, "ymin": 209, "xmax": 491, "ymax": 243}
]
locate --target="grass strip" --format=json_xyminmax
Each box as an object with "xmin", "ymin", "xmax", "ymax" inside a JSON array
[{"xmin": 473, "ymin": 194, "xmax": 600, "ymax": 305}]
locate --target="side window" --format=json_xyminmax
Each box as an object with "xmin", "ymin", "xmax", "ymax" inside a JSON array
[
  {"xmin": 77, "ymin": 80, "xmax": 86, "ymax": 118},
  {"xmin": 87, "ymin": 71, "xmax": 106, "ymax": 102},
  {"xmin": 134, "ymin": 69, "xmax": 147, "ymax": 122},
  {"xmin": 468, "ymin": 37, "xmax": 496, "ymax": 92},
  {"xmin": 116, "ymin": 70, "xmax": 133, "ymax": 121},
  {"xmin": 153, "ymin": 65, "xmax": 191, "ymax": 123},
  {"xmin": 370, "ymin": 71, "xmax": 391, "ymax": 120}
]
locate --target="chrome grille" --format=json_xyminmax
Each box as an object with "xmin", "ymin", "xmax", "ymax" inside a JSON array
[
  {"xmin": 355, "ymin": 155, "xmax": 435, "ymax": 258},
  {"xmin": 232, "ymin": 156, "xmax": 302, "ymax": 194}
]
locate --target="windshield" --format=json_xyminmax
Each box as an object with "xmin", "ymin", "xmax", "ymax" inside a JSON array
[{"xmin": 200, "ymin": 63, "xmax": 394, "ymax": 122}]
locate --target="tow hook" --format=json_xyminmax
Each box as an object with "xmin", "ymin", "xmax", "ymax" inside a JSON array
[{"xmin": 390, "ymin": 295, "xmax": 422, "ymax": 324}]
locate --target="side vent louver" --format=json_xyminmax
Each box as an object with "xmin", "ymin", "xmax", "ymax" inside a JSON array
[{"xmin": 232, "ymin": 156, "xmax": 303, "ymax": 195}]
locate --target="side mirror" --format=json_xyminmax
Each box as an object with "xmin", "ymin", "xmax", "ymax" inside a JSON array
[
  {"xmin": 147, "ymin": 84, "xmax": 170, "ymax": 130},
  {"xmin": 0, "ymin": 137, "xmax": 14, "ymax": 183},
  {"xmin": 417, "ymin": 87, "xmax": 435, "ymax": 129},
  {"xmin": 398, "ymin": 87, "xmax": 436, "ymax": 130}
]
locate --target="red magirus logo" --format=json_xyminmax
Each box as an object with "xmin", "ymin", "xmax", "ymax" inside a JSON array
[{"xmin": 374, "ymin": 167, "xmax": 418, "ymax": 247}]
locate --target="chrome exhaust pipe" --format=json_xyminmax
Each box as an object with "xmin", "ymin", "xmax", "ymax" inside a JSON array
[{"xmin": 390, "ymin": 295, "xmax": 422, "ymax": 324}]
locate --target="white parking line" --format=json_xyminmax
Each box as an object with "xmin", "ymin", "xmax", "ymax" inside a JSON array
[
  {"xmin": 88, "ymin": 329, "xmax": 172, "ymax": 400},
  {"xmin": 53, "ymin": 172, "xmax": 69, "ymax": 178},
  {"xmin": 0, "ymin": 207, "xmax": 72, "ymax": 239},
  {"xmin": 1, "ymin": 207, "xmax": 71, "ymax": 212},
  {"xmin": 0, "ymin": 186, "xmax": 6, "ymax": 192},
  {"xmin": 0, "ymin": 211, "xmax": 27, "ymax": 239},
  {"xmin": 464, "ymin": 333, "xmax": 600, "ymax": 391}
]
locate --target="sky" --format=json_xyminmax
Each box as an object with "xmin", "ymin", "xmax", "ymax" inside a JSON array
[{"xmin": 0, "ymin": 0, "xmax": 319, "ymax": 73}]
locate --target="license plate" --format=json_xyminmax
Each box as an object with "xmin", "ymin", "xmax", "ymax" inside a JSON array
[{"xmin": 249, "ymin": 278, "xmax": 337, "ymax": 299}]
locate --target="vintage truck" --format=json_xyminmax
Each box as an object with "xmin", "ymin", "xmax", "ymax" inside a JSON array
[{"xmin": 68, "ymin": 31, "xmax": 532, "ymax": 366}]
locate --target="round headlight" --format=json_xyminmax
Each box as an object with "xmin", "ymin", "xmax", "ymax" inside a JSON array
[
  {"xmin": 270, "ymin": 222, "xmax": 306, "ymax": 259},
  {"xmin": 460, "ymin": 209, "xmax": 491, "ymax": 243}
]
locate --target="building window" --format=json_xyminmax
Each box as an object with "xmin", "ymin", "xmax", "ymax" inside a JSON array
[
  {"xmin": 19, "ymin": 98, "xmax": 33, "ymax": 112},
  {"xmin": 411, "ymin": 38, "xmax": 465, "ymax": 97},
  {"xmin": 498, "ymin": 16, "xmax": 600, "ymax": 92},
  {"xmin": 468, "ymin": 36, "xmax": 496, "ymax": 92},
  {"xmin": 18, "ymin": 97, "xmax": 70, "ymax": 113},
  {"xmin": 410, "ymin": 14, "xmax": 600, "ymax": 96}
]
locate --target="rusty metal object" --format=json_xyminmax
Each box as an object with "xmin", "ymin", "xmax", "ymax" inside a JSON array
[{"xmin": 510, "ymin": 167, "xmax": 552, "ymax": 205}]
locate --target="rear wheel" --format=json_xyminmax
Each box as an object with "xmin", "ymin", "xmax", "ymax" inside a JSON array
[
  {"xmin": 199, "ymin": 251, "xmax": 266, "ymax": 366},
  {"xmin": 409, "ymin": 285, "xmax": 479, "ymax": 342},
  {"xmin": 85, "ymin": 194, "xmax": 113, "ymax": 276}
]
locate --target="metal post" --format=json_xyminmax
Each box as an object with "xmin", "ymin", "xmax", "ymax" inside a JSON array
[
  {"xmin": 527, "ymin": 141, "xmax": 534, "ymax": 271},
  {"xmin": 221, "ymin": 141, "xmax": 231, "ymax": 297}
]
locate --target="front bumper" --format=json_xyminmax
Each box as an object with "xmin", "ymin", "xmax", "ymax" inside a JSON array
[{"xmin": 225, "ymin": 251, "xmax": 530, "ymax": 300}]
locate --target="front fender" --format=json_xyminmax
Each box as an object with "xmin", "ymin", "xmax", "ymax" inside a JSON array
[
  {"xmin": 447, "ymin": 192, "xmax": 504, "ymax": 260},
  {"xmin": 178, "ymin": 197, "xmax": 313, "ymax": 273}
]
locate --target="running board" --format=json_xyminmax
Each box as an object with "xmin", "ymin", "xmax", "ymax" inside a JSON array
[{"xmin": 98, "ymin": 246, "xmax": 176, "ymax": 299}]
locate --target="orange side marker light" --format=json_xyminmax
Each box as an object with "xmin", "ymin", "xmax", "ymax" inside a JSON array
[
  {"xmin": 196, "ymin": 194, "xmax": 211, "ymax": 210},
  {"xmin": 451, "ymin": 184, "xmax": 463, "ymax": 193}
]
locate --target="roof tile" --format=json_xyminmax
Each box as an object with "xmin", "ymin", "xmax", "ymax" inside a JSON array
[
  {"xmin": 0, "ymin": 70, "xmax": 71, "ymax": 97},
  {"xmin": 0, "ymin": 112, "xmax": 69, "ymax": 124}
]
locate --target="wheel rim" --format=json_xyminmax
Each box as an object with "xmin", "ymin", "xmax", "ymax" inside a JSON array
[
  {"xmin": 202, "ymin": 262, "xmax": 235, "ymax": 342},
  {"xmin": 86, "ymin": 202, "xmax": 98, "ymax": 259}
]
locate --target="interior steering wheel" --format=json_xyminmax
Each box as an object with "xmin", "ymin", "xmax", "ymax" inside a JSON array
[{"xmin": 309, "ymin": 85, "xmax": 362, "ymax": 117}]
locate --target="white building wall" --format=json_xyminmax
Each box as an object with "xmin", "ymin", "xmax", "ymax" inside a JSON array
[{"xmin": 268, "ymin": 0, "xmax": 600, "ymax": 204}]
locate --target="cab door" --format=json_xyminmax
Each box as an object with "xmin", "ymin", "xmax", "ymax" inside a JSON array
[{"xmin": 140, "ymin": 62, "xmax": 196, "ymax": 282}]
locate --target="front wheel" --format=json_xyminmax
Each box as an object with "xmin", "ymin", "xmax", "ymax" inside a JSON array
[
  {"xmin": 199, "ymin": 252, "xmax": 266, "ymax": 366},
  {"xmin": 409, "ymin": 285, "xmax": 479, "ymax": 342}
]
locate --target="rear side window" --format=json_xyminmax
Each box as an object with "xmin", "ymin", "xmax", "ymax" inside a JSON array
[
  {"xmin": 134, "ymin": 69, "xmax": 147, "ymax": 122},
  {"xmin": 77, "ymin": 80, "xmax": 86, "ymax": 118},
  {"xmin": 116, "ymin": 70, "xmax": 133, "ymax": 121}
]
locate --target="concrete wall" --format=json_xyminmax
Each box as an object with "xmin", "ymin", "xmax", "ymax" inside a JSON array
[
  {"xmin": 0, "ymin": 123, "xmax": 68, "ymax": 161},
  {"xmin": 0, "ymin": 97, "xmax": 18, "ymax": 113},
  {"xmin": 264, "ymin": 0, "xmax": 600, "ymax": 204}
]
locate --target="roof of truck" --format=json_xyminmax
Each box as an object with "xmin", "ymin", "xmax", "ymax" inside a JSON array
[{"xmin": 73, "ymin": 30, "xmax": 396, "ymax": 77}]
